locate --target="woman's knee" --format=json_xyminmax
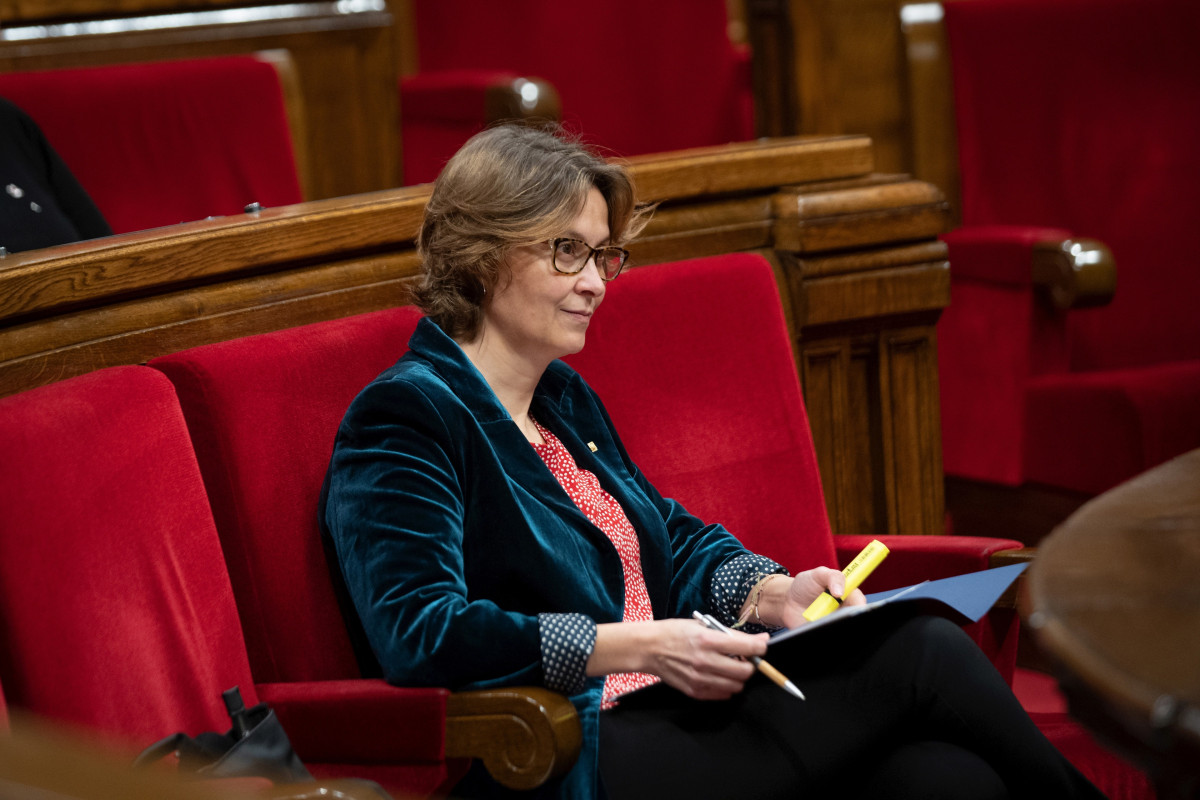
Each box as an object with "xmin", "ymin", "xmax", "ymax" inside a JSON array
[
  {"xmin": 852, "ymin": 741, "xmax": 1009, "ymax": 800},
  {"xmin": 891, "ymin": 615, "xmax": 992, "ymax": 670}
]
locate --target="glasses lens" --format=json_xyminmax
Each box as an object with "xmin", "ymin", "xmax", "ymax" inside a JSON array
[
  {"xmin": 597, "ymin": 248, "xmax": 627, "ymax": 280},
  {"xmin": 552, "ymin": 239, "xmax": 587, "ymax": 273}
]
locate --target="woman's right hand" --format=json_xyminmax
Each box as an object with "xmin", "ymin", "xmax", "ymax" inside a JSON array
[{"xmin": 589, "ymin": 619, "xmax": 767, "ymax": 700}]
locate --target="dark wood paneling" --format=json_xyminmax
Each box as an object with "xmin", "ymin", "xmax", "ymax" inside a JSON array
[
  {"xmin": 745, "ymin": 0, "xmax": 914, "ymax": 174},
  {"xmin": 775, "ymin": 174, "xmax": 950, "ymax": 535}
]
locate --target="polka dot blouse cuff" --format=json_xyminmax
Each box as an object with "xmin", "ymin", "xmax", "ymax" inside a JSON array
[
  {"xmin": 539, "ymin": 612, "xmax": 597, "ymax": 695},
  {"xmin": 710, "ymin": 553, "xmax": 789, "ymax": 633}
]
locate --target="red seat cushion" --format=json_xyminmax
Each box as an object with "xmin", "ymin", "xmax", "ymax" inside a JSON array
[
  {"xmin": 1025, "ymin": 360, "xmax": 1200, "ymax": 495},
  {"xmin": 150, "ymin": 308, "xmax": 423, "ymax": 683},
  {"xmin": 0, "ymin": 366, "xmax": 257, "ymax": 748},
  {"xmin": 1027, "ymin": 712, "xmax": 1155, "ymax": 800},
  {"xmin": 0, "ymin": 56, "xmax": 302, "ymax": 234}
]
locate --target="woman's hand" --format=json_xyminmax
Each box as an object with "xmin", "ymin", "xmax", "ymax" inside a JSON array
[
  {"xmin": 775, "ymin": 568, "xmax": 867, "ymax": 629},
  {"xmin": 590, "ymin": 619, "xmax": 768, "ymax": 700}
]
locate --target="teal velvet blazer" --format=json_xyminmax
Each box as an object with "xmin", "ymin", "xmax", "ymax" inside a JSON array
[{"xmin": 320, "ymin": 318, "xmax": 752, "ymax": 797}]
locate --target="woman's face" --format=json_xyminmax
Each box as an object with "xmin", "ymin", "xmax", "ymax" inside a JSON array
[{"xmin": 479, "ymin": 187, "xmax": 610, "ymax": 367}]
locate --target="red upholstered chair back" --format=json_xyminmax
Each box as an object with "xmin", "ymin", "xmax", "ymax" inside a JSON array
[
  {"xmin": 0, "ymin": 55, "xmax": 303, "ymax": 235},
  {"xmin": 566, "ymin": 253, "xmax": 837, "ymax": 572},
  {"xmin": 944, "ymin": 0, "xmax": 1200, "ymax": 372},
  {"xmin": 409, "ymin": 0, "xmax": 754, "ymax": 159},
  {"xmin": 150, "ymin": 308, "xmax": 423, "ymax": 683},
  {"xmin": 0, "ymin": 366, "xmax": 257, "ymax": 748}
]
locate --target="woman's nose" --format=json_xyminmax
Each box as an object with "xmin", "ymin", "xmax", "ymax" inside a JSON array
[{"xmin": 576, "ymin": 256, "xmax": 606, "ymax": 293}]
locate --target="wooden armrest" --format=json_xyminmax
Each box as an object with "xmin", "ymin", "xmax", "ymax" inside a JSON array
[
  {"xmin": 990, "ymin": 546, "xmax": 1037, "ymax": 609},
  {"xmin": 1031, "ymin": 237, "xmax": 1116, "ymax": 310},
  {"xmin": 445, "ymin": 687, "xmax": 581, "ymax": 791}
]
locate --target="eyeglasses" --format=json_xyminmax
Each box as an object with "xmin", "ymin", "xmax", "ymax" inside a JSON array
[{"xmin": 549, "ymin": 238, "xmax": 630, "ymax": 282}]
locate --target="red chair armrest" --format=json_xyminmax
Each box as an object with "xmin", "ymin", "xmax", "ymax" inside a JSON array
[
  {"xmin": 399, "ymin": 69, "xmax": 562, "ymax": 184},
  {"xmin": 945, "ymin": 225, "xmax": 1115, "ymax": 309},
  {"xmin": 943, "ymin": 225, "xmax": 1073, "ymax": 286},
  {"xmin": 834, "ymin": 533, "xmax": 1023, "ymax": 592},
  {"xmin": 400, "ymin": 69, "xmax": 560, "ymax": 124}
]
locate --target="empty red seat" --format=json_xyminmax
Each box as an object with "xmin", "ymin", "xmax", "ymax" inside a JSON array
[
  {"xmin": 400, "ymin": 0, "xmax": 755, "ymax": 183},
  {"xmin": 0, "ymin": 54, "xmax": 303, "ymax": 235},
  {"xmin": 149, "ymin": 308, "xmax": 424, "ymax": 686},
  {"xmin": 0, "ymin": 367, "xmax": 260, "ymax": 747},
  {"xmin": 0, "ymin": 364, "xmax": 467, "ymax": 797},
  {"xmin": 937, "ymin": 0, "xmax": 1200, "ymax": 512}
]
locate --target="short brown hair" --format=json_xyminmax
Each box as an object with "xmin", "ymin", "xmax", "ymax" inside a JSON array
[{"xmin": 412, "ymin": 125, "xmax": 651, "ymax": 340}]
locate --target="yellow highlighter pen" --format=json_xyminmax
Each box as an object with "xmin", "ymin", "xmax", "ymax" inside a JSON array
[{"xmin": 802, "ymin": 539, "xmax": 890, "ymax": 622}]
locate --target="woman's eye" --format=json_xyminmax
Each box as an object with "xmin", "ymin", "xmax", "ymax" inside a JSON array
[{"xmin": 557, "ymin": 240, "xmax": 580, "ymax": 257}]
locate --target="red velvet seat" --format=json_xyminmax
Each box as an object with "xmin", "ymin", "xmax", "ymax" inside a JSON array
[
  {"xmin": 400, "ymin": 0, "xmax": 755, "ymax": 183},
  {"xmin": 0, "ymin": 367, "xmax": 260, "ymax": 748},
  {"xmin": 150, "ymin": 308, "xmax": 423, "ymax": 686},
  {"xmin": 0, "ymin": 365, "xmax": 458, "ymax": 797},
  {"xmin": 0, "ymin": 54, "xmax": 303, "ymax": 235},
  {"xmin": 937, "ymin": 0, "xmax": 1200, "ymax": 508},
  {"xmin": 1, "ymin": 675, "xmax": 9, "ymax": 733}
]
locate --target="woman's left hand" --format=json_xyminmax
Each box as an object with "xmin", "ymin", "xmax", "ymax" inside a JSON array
[{"xmin": 776, "ymin": 567, "xmax": 867, "ymax": 629}]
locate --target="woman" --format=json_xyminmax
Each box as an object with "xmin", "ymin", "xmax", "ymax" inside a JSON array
[{"xmin": 320, "ymin": 125, "xmax": 1104, "ymax": 799}]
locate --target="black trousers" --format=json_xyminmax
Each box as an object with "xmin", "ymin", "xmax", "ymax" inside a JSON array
[{"xmin": 599, "ymin": 613, "xmax": 1106, "ymax": 799}]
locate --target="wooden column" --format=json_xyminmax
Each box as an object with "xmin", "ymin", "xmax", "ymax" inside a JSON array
[
  {"xmin": 745, "ymin": 0, "xmax": 918, "ymax": 175},
  {"xmin": 773, "ymin": 175, "xmax": 950, "ymax": 535}
]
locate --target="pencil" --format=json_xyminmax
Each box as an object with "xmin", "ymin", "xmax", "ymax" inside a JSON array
[{"xmin": 692, "ymin": 611, "xmax": 805, "ymax": 700}]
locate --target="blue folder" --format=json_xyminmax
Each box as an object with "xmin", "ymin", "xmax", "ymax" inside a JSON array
[{"xmin": 769, "ymin": 562, "xmax": 1029, "ymax": 647}]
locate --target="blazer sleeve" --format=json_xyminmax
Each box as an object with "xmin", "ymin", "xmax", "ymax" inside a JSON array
[{"xmin": 321, "ymin": 374, "xmax": 544, "ymax": 689}]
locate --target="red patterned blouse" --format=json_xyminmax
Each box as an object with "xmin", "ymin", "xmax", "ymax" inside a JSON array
[{"xmin": 530, "ymin": 419, "xmax": 661, "ymax": 706}]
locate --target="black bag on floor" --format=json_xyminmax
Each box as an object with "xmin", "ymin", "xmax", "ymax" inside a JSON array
[{"xmin": 134, "ymin": 686, "xmax": 312, "ymax": 783}]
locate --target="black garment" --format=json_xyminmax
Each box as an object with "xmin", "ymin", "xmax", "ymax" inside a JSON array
[
  {"xmin": 0, "ymin": 97, "xmax": 111, "ymax": 254},
  {"xmin": 600, "ymin": 614, "xmax": 1105, "ymax": 800}
]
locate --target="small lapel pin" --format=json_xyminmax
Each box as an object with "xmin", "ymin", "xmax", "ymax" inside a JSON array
[{"xmin": 587, "ymin": 441, "xmax": 598, "ymax": 452}]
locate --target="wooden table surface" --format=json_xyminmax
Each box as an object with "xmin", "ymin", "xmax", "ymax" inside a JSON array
[{"xmin": 1024, "ymin": 448, "xmax": 1200, "ymax": 798}]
